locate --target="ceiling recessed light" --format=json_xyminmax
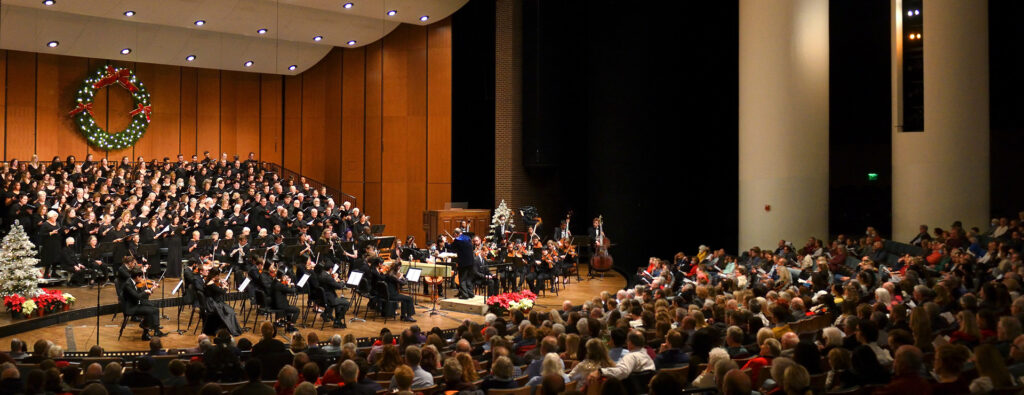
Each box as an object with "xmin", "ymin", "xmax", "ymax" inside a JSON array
[
  {"xmin": 194, "ymin": 20, "xmax": 205, "ymax": 26},
  {"xmin": 288, "ymin": 65, "xmax": 297, "ymax": 71},
  {"xmin": 257, "ymin": 28, "xmax": 268, "ymax": 35},
  {"xmin": 419, "ymin": 15, "xmax": 429, "ymax": 21},
  {"xmin": 123, "ymin": 10, "xmax": 135, "ymax": 17},
  {"xmin": 313, "ymin": 35, "xmax": 323, "ymax": 42},
  {"xmin": 185, "ymin": 55, "xmax": 196, "ymax": 61},
  {"xmin": 347, "ymin": 40, "xmax": 357, "ymax": 46},
  {"xmin": 42, "ymin": 0, "xmax": 55, "ymax": 6},
  {"xmin": 46, "ymin": 41, "xmax": 59, "ymax": 48},
  {"xmin": 120, "ymin": 48, "xmax": 132, "ymax": 55},
  {"xmin": 244, "ymin": 60, "xmax": 254, "ymax": 67},
  {"xmin": 386, "ymin": 10, "xmax": 397, "ymax": 16},
  {"xmin": 343, "ymin": 3, "xmax": 354, "ymax": 9}
]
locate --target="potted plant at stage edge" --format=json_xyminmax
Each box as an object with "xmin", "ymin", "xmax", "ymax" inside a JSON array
[{"xmin": 486, "ymin": 290, "xmax": 537, "ymax": 315}]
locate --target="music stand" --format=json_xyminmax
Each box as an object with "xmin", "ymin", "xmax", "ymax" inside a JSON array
[
  {"xmin": 510, "ymin": 232, "xmax": 527, "ymax": 243},
  {"xmin": 570, "ymin": 235, "xmax": 591, "ymax": 281},
  {"xmin": 373, "ymin": 236, "xmax": 395, "ymax": 250},
  {"xmin": 346, "ymin": 271, "xmax": 367, "ymax": 323},
  {"xmin": 281, "ymin": 245, "xmax": 304, "ymax": 265},
  {"xmin": 370, "ymin": 224, "xmax": 385, "ymax": 235}
]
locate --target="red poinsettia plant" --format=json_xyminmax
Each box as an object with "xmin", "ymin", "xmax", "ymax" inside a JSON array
[
  {"xmin": 4, "ymin": 288, "xmax": 70, "ymax": 317},
  {"xmin": 486, "ymin": 290, "xmax": 538, "ymax": 310},
  {"xmin": 3, "ymin": 294, "xmax": 27, "ymax": 312}
]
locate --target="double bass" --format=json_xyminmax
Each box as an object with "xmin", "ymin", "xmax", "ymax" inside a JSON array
[{"xmin": 590, "ymin": 215, "xmax": 613, "ymax": 272}]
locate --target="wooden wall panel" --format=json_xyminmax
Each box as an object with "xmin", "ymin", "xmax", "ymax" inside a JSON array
[
  {"xmin": 341, "ymin": 49, "xmax": 365, "ymax": 184},
  {"xmin": 363, "ymin": 42, "xmax": 384, "ymax": 220},
  {"xmin": 283, "ymin": 76, "xmax": 302, "ymax": 172},
  {"xmin": 85, "ymin": 59, "xmax": 109, "ymax": 160},
  {"xmin": 259, "ymin": 75, "xmax": 282, "ymax": 164},
  {"xmin": 34, "ymin": 54, "xmax": 60, "ymax": 159},
  {"xmin": 324, "ymin": 50, "xmax": 343, "ymax": 192},
  {"xmin": 0, "ymin": 22, "xmax": 451, "ymax": 242},
  {"xmin": 196, "ymin": 69, "xmax": 220, "ymax": 157},
  {"xmin": 301, "ymin": 60, "xmax": 327, "ymax": 182},
  {"xmin": 0, "ymin": 52, "xmax": 6, "ymax": 159},
  {"xmin": 234, "ymin": 72, "xmax": 260, "ymax": 160},
  {"xmin": 428, "ymin": 19, "xmax": 453, "ymax": 185},
  {"xmin": 179, "ymin": 68, "xmax": 198, "ymax": 157},
  {"xmin": 5, "ymin": 51, "xmax": 37, "ymax": 161},
  {"xmin": 219, "ymin": 72, "xmax": 238, "ymax": 158}
]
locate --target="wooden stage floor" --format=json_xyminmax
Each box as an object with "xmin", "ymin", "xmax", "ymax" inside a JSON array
[{"xmin": 0, "ymin": 270, "xmax": 624, "ymax": 352}]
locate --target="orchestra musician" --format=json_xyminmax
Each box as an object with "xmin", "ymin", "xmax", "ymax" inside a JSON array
[
  {"xmin": 121, "ymin": 269, "xmax": 166, "ymax": 340},
  {"xmin": 229, "ymin": 236, "xmax": 251, "ymax": 285},
  {"xmin": 525, "ymin": 248, "xmax": 555, "ymax": 293},
  {"xmin": 472, "ymin": 237, "xmax": 499, "ymax": 296},
  {"xmin": 58, "ymin": 237, "xmax": 91, "ymax": 286},
  {"xmin": 452, "ymin": 228, "xmax": 476, "ymax": 299},
  {"xmin": 268, "ymin": 264, "xmax": 299, "ymax": 333},
  {"xmin": 202, "ymin": 268, "xmax": 242, "ymax": 336},
  {"xmin": 381, "ymin": 260, "xmax": 416, "ymax": 322},
  {"xmin": 317, "ymin": 262, "xmax": 352, "ymax": 328}
]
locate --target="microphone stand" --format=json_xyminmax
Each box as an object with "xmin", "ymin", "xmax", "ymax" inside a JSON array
[
  {"xmin": 157, "ymin": 269, "xmax": 169, "ymax": 320},
  {"xmin": 95, "ymin": 275, "xmax": 102, "ymax": 347}
]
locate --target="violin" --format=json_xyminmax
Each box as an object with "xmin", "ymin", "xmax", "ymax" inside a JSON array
[{"xmin": 136, "ymin": 278, "xmax": 158, "ymax": 290}]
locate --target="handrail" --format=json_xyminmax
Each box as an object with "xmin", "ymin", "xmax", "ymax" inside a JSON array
[
  {"xmin": 257, "ymin": 161, "xmax": 357, "ymax": 207},
  {"xmin": 14, "ymin": 156, "xmax": 356, "ymax": 207}
]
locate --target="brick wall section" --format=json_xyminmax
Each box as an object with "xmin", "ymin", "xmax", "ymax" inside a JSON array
[{"xmin": 494, "ymin": 0, "xmax": 531, "ymax": 215}]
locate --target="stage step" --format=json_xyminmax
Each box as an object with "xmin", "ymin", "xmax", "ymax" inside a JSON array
[{"xmin": 439, "ymin": 295, "xmax": 489, "ymax": 316}]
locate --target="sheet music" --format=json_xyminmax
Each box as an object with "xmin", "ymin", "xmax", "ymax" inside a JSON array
[
  {"xmin": 346, "ymin": 271, "xmax": 363, "ymax": 286},
  {"xmin": 406, "ymin": 268, "xmax": 422, "ymax": 283},
  {"xmin": 331, "ymin": 264, "xmax": 339, "ymax": 274},
  {"xmin": 171, "ymin": 280, "xmax": 184, "ymax": 295},
  {"xmin": 237, "ymin": 277, "xmax": 251, "ymax": 292},
  {"xmin": 296, "ymin": 273, "xmax": 310, "ymax": 287}
]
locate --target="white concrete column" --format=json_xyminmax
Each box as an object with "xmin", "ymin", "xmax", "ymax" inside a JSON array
[
  {"xmin": 739, "ymin": 0, "xmax": 830, "ymax": 251},
  {"xmin": 891, "ymin": 0, "xmax": 988, "ymax": 242}
]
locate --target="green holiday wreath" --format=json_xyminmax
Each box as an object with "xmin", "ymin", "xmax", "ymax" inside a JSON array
[{"xmin": 69, "ymin": 65, "xmax": 152, "ymax": 150}]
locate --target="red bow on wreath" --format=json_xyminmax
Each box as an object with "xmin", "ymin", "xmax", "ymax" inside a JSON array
[
  {"xmin": 68, "ymin": 102, "xmax": 94, "ymax": 117},
  {"xmin": 92, "ymin": 66, "xmax": 138, "ymax": 92},
  {"xmin": 129, "ymin": 103, "xmax": 152, "ymax": 121}
]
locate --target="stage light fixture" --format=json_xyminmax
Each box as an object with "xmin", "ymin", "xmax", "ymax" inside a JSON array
[
  {"xmin": 257, "ymin": 28, "xmax": 268, "ymax": 34},
  {"xmin": 47, "ymin": 41, "xmax": 59, "ymax": 48},
  {"xmin": 343, "ymin": 3, "xmax": 354, "ymax": 9},
  {"xmin": 288, "ymin": 65, "xmax": 297, "ymax": 71},
  {"xmin": 186, "ymin": 55, "xmax": 196, "ymax": 61},
  {"xmin": 347, "ymin": 40, "xmax": 357, "ymax": 46},
  {"xmin": 194, "ymin": 20, "xmax": 206, "ymax": 26},
  {"xmin": 124, "ymin": 10, "xmax": 135, "ymax": 17},
  {"xmin": 121, "ymin": 48, "xmax": 132, "ymax": 55},
  {"xmin": 313, "ymin": 35, "xmax": 323, "ymax": 42},
  {"xmin": 42, "ymin": 0, "xmax": 55, "ymax": 6},
  {"xmin": 420, "ymin": 15, "xmax": 429, "ymax": 21},
  {"xmin": 387, "ymin": 10, "xmax": 397, "ymax": 16},
  {"xmin": 244, "ymin": 60, "xmax": 254, "ymax": 67}
]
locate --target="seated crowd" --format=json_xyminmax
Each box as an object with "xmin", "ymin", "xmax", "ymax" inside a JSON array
[{"xmin": 3, "ymin": 214, "xmax": 1024, "ymax": 395}]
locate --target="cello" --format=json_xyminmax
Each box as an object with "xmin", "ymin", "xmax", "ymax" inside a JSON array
[{"xmin": 590, "ymin": 215, "xmax": 613, "ymax": 272}]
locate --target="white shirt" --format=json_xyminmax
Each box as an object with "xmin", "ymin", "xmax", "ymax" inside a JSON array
[{"xmin": 599, "ymin": 348, "xmax": 655, "ymax": 380}]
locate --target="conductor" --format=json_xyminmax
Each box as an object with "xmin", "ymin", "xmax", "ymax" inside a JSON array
[{"xmin": 453, "ymin": 228, "xmax": 475, "ymax": 299}]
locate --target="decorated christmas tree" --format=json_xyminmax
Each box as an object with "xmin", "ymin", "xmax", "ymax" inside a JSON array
[
  {"xmin": 0, "ymin": 221, "xmax": 42, "ymax": 298},
  {"xmin": 487, "ymin": 200, "xmax": 515, "ymax": 243}
]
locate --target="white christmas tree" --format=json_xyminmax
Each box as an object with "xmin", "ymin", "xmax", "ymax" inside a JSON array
[
  {"xmin": 0, "ymin": 221, "xmax": 42, "ymax": 298},
  {"xmin": 487, "ymin": 200, "xmax": 515, "ymax": 242}
]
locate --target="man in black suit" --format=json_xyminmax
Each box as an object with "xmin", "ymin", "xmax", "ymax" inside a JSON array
[
  {"xmin": 318, "ymin": 266, "xmax": 351, "ymax": 328},
  {"xmin": 269, "ymin": 270, "xmax": 299, "ymax": 332},
  {"xmin": 382, "ymin": 268, "xmax": 416, "ymax": 322},
  {"xmin": 452, "ymin": 228, "xmax": 475, "ymax": 299},
  {"xmin": 121, "ymin": 270, "xmax": 165, "ymax": 340}
]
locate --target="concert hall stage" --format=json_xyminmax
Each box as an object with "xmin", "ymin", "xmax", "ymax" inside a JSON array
[{"xmin": 0, "ymin": 269, "xmax": 623, "ymax": 352}]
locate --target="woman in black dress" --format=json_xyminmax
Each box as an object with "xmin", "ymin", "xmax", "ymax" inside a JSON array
[
  {"xmin": 202, "ymin": 268, "xmax": 242, "ymax": 336},
  {"xmin": 164, "ymin": 215, "xmax": 185, "ymax": 277}
]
